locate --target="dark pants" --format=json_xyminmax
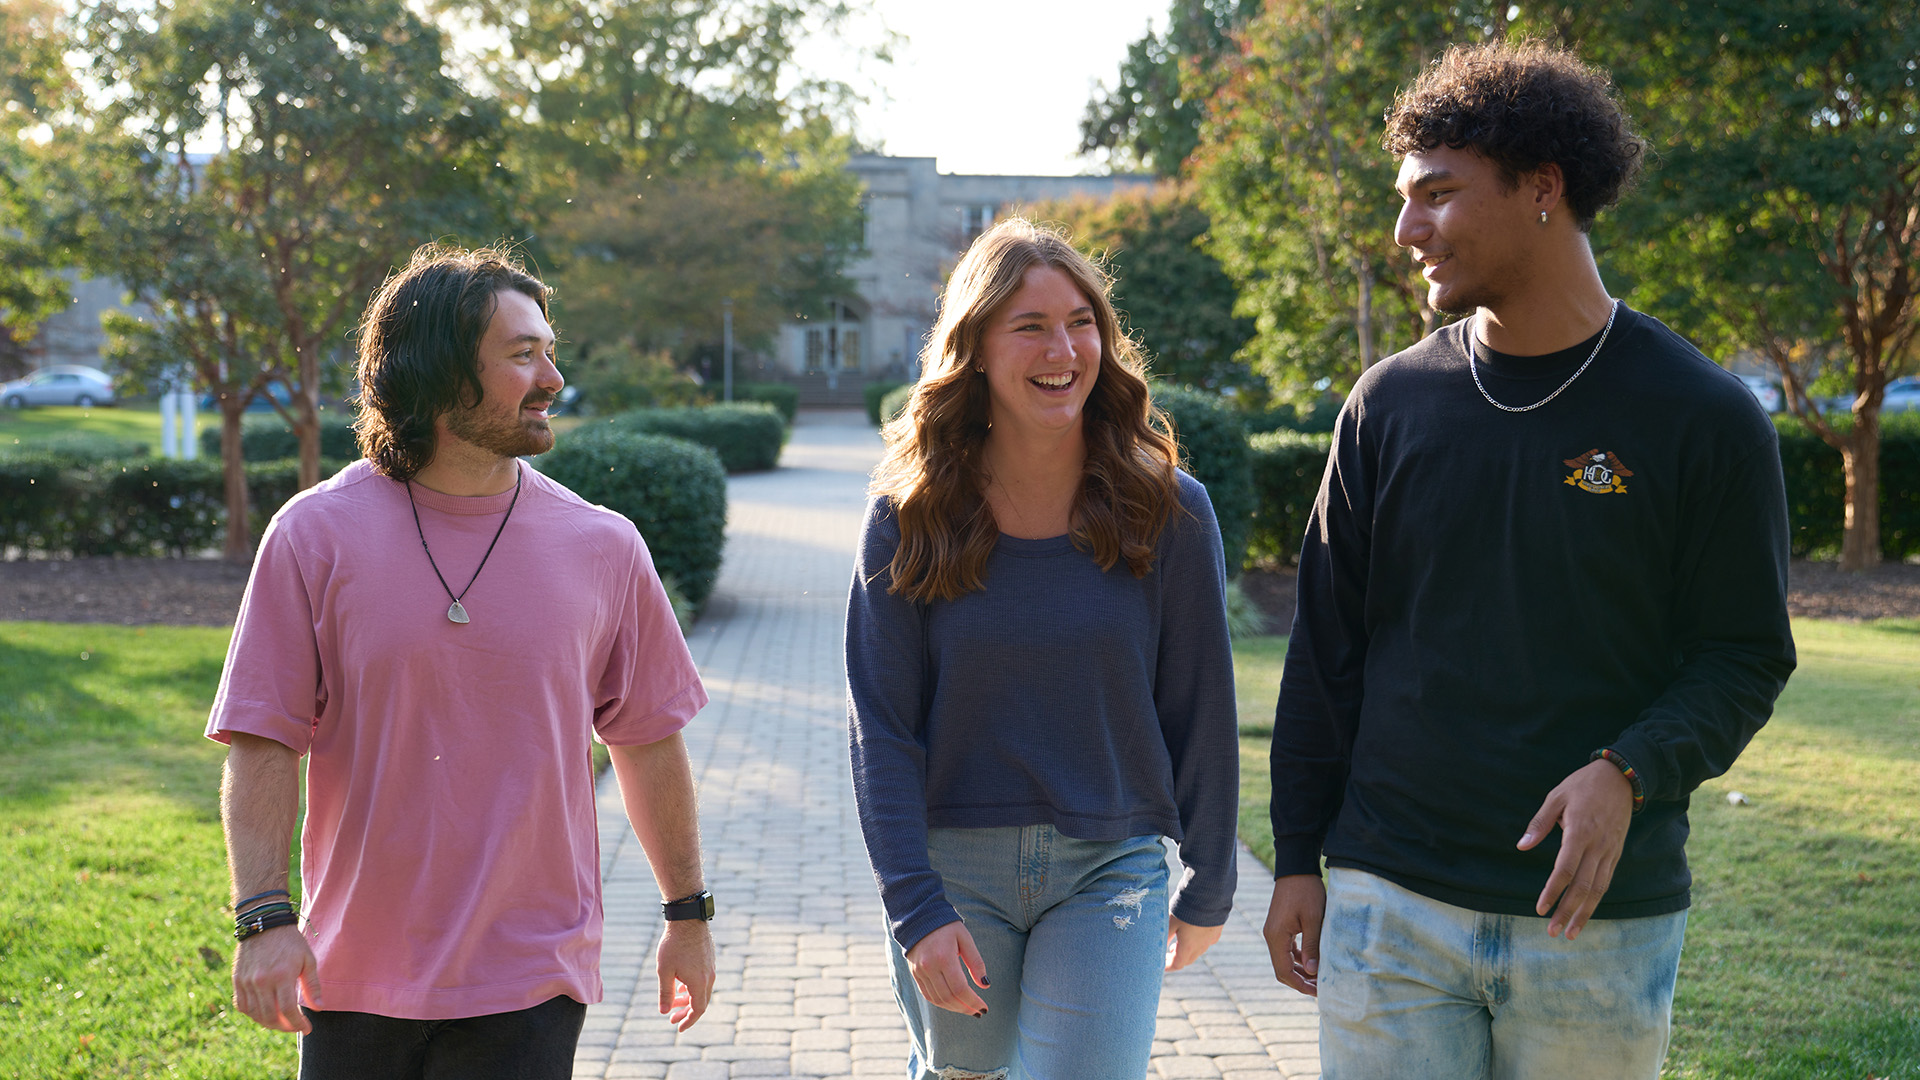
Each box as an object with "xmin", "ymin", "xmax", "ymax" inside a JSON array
[{"xmin": 298, "ymin": 994, "xmax": 587, "ymax": 1080}]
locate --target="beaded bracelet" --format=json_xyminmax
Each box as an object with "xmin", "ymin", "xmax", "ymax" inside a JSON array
[
  {"xmin": 1590, "ymin": 748, "xmax": 1646, "ymax": 815},
  {"xmin": 234, "ymin": 900, "xmax": 301, "ymax": 941}
]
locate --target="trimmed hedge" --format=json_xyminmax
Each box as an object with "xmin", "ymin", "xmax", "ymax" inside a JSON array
[
  {"xmin": 1776, "ymin": 413, "xmax": 1920, "ymax": 560},
  {"xmin": 734, "ymin": 383, "xmax": 799, "ymax": 425},
  {"xmin": 1152, "ymin": 384, "xmax": 1254, "ymax": 574},
  {"xmin": 1247, "ymin": 430, "xmax": 1333, "ymax": 567},
  {"xmin": 864, "ymin": 380, "xmax": 907, "ymax": 426},
  {"xmin": 536, "ymin": 428, "xmax": 729, "ymax": 608},
  {"xmin": 0, "ymin": 457, "xmax": 349, "ymax": 557},
  {"xmin": 879, "ymin": 383, "xmax": 913, "ymax": 426},
  {"xmin": 199, "ymin": 411, "xmax": 359, "ymax": 462},
  {"xmin": 601, "ymin": 403, "xmax": 787, "ymax": 473},
  {"xmin": 2, "ymin": 433, "xmax": 150, "ymax": 465}
]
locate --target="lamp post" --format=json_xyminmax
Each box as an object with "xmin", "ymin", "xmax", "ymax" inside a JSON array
[{"xmin": 722, "ymin": 297, "xmax": 734, "ymax": 403}]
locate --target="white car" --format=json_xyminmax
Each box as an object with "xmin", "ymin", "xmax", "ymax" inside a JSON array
[
  {"xmin": 1883, "ymin": 376, "xmax": 1920, "ymax": 414},
  {"xmin": 0, "ymin": 366, "xmax": 117, "ymax": 408},
  {"xmin": 1737, "ymin": 374, "xmax": 1782, "ymax": 413}
]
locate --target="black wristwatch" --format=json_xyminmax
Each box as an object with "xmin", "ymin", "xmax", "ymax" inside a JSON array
[{"xmin": 662, "ymin": 889, "xmax": 715, "ymax": 922}]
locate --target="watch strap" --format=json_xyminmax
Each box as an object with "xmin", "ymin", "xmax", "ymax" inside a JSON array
[{"xmin": 662, "ymin": 889, "xmax": 715, "ymax": 921}]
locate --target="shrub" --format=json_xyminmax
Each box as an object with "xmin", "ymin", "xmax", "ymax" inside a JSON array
[
  {"xmin": 565, "ymin": 339, "xmax": 706, "ymax": 415},
  {"xmin": 198, "ymin": 411, "xmax": 359, "ymax": 462},
  {"xmin": 879, "ymin": 383, "xmax": 914, "ymax": 426},
  {"xmin": 864, "ymin": 380, "xmax": 907, "ymax": 426},
  {"xmin": 1152, "ymin": 384, "xmax": 1254, "ymax": 574},
  {"xmin": 1776, "ymin": 412, "xmax": 1920, "ymax": 560},
  {"xmin": 0, "ymin": 433, "xmax": 150, "ymax": 465},
  {"xmin": 245, "ymin": 458, "xmax": 352, "ymax": 538},
  {"xmin": 536, "ymin": 428, "xmax": 728, "ymax": 608},
  {"xmin": 99, "ymin": 459, "xmax": 226, "ymax": 556},
  {"xmin": 734, "ymin": 382, "xmax": 798, "ymax": 425},
  {"xmin": 1247, "ymin": 430, "xmax": 1334, "ymax": 566},
  {"xmin": 601, "ymin": 403, "xmax": 786, "ymax": 472},
  {"xmin": 1244, "ymin": 398, "xmax": 1341, "ymax": 436},
  {"xmin": 0, "ymin": 455, "xmax": 82, "ymax": 554}
]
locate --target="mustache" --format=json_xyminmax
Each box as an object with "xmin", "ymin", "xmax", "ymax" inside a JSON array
[{"xmin": 521, "ymin": 393, "xmax": 556, "ymax": 408}]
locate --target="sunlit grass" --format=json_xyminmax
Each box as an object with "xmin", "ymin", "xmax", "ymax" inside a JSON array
[
  {"xmin": 1231, "ymin": 620, "xmax": 1920, "ymax": 1078},
  {"xmin": 0, "ymin": 403, "xmax": 164, "ymax": 453}
]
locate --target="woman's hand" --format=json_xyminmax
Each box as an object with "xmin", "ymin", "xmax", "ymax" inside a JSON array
[
  {"xmin": 1165, "ymin": 916, "xmax": 1223, "ymax": 971},
  {"xmin": 904, "ymin": 920, "xmax": 991, "ymax": 1016}
]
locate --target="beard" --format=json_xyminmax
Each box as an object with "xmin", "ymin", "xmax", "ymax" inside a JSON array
[{"xmin": 444, "ymin": 392, "xmax": 556, "ymax": 459}]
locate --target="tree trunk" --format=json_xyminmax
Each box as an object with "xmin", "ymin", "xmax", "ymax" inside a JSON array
[
  {"xmin": 1838, "ymin": 413, "xmax": 1883, "ymax": 572},
  {"xmin": 1355, "ymin": 257, "xmax": 1376, "ymax": 371},
  {"xmin": 220, "ymin": 400, "xmax": 253, "ymax": 563},
  {"xmin": 296, "ymin": 374, "xmax": 320, "ymax": 491}
]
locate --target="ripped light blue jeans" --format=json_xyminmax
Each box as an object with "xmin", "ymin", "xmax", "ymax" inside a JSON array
[
  {"xmin": 885, "ymin": 825, "xmax": 1170, "ymax": 1080},
  {"xmin": 1319, "ymin": 867, "xmax": 1688, "ymax": 1080}
]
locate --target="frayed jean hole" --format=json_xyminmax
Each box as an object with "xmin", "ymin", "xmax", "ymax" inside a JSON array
[
  {"xmin": 933, "ymin": 1068, "xmax": 1008, "ymax": 1080},
  {"xmin": 1108, "ymin": 885, "xmax": 1149, "ymax": 930}
]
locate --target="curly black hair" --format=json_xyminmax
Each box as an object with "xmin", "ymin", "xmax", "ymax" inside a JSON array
[
  {"xmin": 1383, "ymin": 40, "xmax": 1646, "ymax": 232},
  {"xmin": 353, "ymin": 244, "xmax": 549, "ymax": 481}
]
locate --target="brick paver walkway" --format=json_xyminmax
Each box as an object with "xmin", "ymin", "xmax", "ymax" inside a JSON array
[{"xmin": 573, "ymin": 410, "xmax": 1320, "ymax": 1080}]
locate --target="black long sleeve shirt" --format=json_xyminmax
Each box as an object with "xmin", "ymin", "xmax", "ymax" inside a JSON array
[{"xmin": 1271, "ymin": 305, "xmax": 1796, "ymax": 918}]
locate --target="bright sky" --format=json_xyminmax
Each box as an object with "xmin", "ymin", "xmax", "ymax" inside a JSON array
[{"xmin": 792, "ymin": 0, "xmax": 1167, "ymax": 176}]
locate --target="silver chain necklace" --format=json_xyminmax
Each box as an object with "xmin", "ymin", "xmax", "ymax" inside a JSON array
[
  {"xmin": 1470, "ymin": 300, "xmax": 1619, "ymax": 413},
  {"xmin": 406, "ymin": 466, "xmax": 522, "ymax": 624}
]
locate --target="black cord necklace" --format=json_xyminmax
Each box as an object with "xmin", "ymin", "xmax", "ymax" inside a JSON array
[{"xmin": 406, "ymin": 465, "xmax": 522, "ymax": 625}]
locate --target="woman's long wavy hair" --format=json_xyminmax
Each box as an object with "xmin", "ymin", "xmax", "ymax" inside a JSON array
[
  {"xmin": 872, "ymin": 218, "xmax": 1181, "ymax": 603},
  {"xmin": 353, "ymin": 244, "xmax": 550, "ymax": 482}
]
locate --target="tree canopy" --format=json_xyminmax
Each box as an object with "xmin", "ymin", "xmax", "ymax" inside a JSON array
[{"xmin": 1080, "ymin": 0, "xmax": 1261, "ymax": 176}]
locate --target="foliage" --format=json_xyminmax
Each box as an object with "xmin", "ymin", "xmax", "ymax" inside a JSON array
[
  {"xmin": 602, "ymin": 403, "xmax": 787, "ymax": 472},
  {"xmin": 34, "ymin": 0, "xmax": 512, "ymax": 557},
  {"xmin": 0, "ymin": 457, "xmax": 348, "ymax": 559},
  {"xmin": 1246, "ymin": 429, "xmax": 1333, "ymax": 567},
  {"xmin": 535, "ymin": 428, "xmax": 728, "ymax": 607},
  {"xmin": 440, "ymin": 0, "xmax": 876, "ymax": 368},
  {"xmin": 0, "ymin": 622, "xmax": 299, "ymax": 1078},
  {"xmin": 1244, "ymin": 398, "xmax": 1340, "ymax": 435},
  {"xmin": 1551, "ymin": 1, "xmax": 1920, "ymax": 570},
  {"xmin": 1232, "ymin": 617, "xmax": 1920, "ymax": 1077},
  {"xmin": 1151, "ymin": 383, "xmax": 1253, "ymax": 574},
  {"xmin": 1192, "ymin": 2, "xmax": 1515, "ymax": 398},
  {"xmin": 1023, "ymin": 187, "xmax": 1259, "ymax": 396},
  {"xmin": 878, "ymin": 383, "xmax": 913, "ymax": 427},
  {"xmin": 0, "ymin": 1, "xmax": 80, "ymax": 347},
  {"xmin": 197, "ymin": 412, "xmax": 358, "ymax": 463},
  {"xmin": 1222, "ymin": 578, "xmax": 1267, "ymax": 639},
  {"xmin": 863, "ymin": 380, "xmax": 906, "ymax": 426},
  {"xmin": 734, "ymin": 382, "xmax": 799, "ymax": 424},
  {"xmin": 1080, "ymin": 0, "xmax": 1263, "ymax": 176},
  {"xmin": 562, "ymin": 339, "xmax": 708, "ymax": 417},
  {"xmin": 1776, "ymin": 412, "xmax": 1920, "ymax": 560},
  {"xmin": 0, "ymin": 433, "xmax": 149, "ymax": 465}
]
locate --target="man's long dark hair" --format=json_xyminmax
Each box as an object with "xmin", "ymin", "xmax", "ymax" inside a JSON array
[{"xmin": 353, "ymin": 244, "xmax": 550, "ymax": 481}]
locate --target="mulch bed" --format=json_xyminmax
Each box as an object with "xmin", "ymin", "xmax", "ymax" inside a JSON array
[{"xmin": 1, "ymin": 555, "xmax": 1917, "ymax": 628}]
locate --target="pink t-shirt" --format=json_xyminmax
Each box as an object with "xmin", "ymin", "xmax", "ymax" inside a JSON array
[{"xmin": 206, "ymin": 459, "xmax": 707, "ymax": 1019}]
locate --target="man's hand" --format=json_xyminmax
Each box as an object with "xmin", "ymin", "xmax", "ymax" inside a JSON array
[
  {"xmin": 904, "ymin": 920, "xmax": 989, "ymax": 1017},
  {"xmin": 1263, "ymin": 875, "xmax": 1324, "ymax": 996},
  {"xmin": 1165, "ymin": 917, "xmax": 1222, "ymax": 971},
  {"xmin": 657, "ymin": 919, "xmax": 716, "ymax": 1031},
  {"xmin": 231, "ymin": 924, "xmax": 322, "ymax": 1033},
  {"xmin": 1518, "ymin": 759, "xmax": 1634, "ymax": 940}
]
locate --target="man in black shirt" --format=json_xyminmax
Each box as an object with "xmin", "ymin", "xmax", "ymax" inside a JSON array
[{"xmin": 1263, "ymin": 41, "xmax": 1796, "ymax": 1078}]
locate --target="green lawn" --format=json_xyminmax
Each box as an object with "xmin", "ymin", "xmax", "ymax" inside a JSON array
[
  {"xmin": 0, "ymin": 403, "xmax": 164, "ymax": 453},
  {"xmin": 1232, "ymin": 620, "xmax": 1920, "ymax": 1079},
  {"xmin": 0, "ymin": 622, "xmax": 298, "ymax": 1078}
]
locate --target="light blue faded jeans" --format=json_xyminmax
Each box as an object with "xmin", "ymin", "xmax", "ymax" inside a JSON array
[
  {"xmin": 885, "ymin": 825, "xmax": 1170, "ymax": 1080},
  {"xmin": 1319, "ymin": 867, "xmax": 1688, "ymax": 1080}
]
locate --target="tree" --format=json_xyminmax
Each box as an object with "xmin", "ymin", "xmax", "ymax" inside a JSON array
[
  {"xmin": 442, "ymin": 0, "xmax": 873, "ymax": 366},
  {"xmin": 1550, "ymin": 1, "xmax": 1920, "ymax": 571},
  {"xmin": 42, "ymin": 0, "xmax": 512, "ymax": 558},
  {"xmin": 1080, "ymin": 0, "xmax": 1263, "ymax": 176},
  {"xmin": 1191, "ymin": 1, "xmax": 1512, "ymax": 399},
  {"xmin": 1022, "ymin": 186, "xmax": 1259, "ymax": 396},
  {"xmin": 0, "ymin": 0, "xmax": 81, "ymax": 361}
]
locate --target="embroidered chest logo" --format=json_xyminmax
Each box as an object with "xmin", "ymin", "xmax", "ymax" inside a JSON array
[{"xmin": 1563, "ymin": 449, "xmax": 1633, "ymax": 494}]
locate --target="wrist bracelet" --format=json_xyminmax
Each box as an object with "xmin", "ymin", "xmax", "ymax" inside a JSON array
[
  {"xmin": 1590, "ymin": 748, "xmax": 1646, "ymax": 815},
  {"xmin": 234, "ymin": 899, "xmax": 301, "ymax": 941},
  {"xmin": 234, "ymin": 889, "xmax": 290, "ymax": 910}
]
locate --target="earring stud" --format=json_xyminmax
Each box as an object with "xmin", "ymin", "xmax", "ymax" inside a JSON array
[{"xmin": 1539, "ymin": 210, "xmax": 1549, "ymax": 225}]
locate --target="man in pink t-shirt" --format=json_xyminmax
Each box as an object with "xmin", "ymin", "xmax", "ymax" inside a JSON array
[{"xmin": 207, "ymin": 244, "xmax": 715, "ymax": 1078}]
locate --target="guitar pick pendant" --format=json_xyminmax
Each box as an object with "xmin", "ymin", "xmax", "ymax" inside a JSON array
[{"xmin": 447, "ymin": 601, "xmax": 470, "ymax": 624}]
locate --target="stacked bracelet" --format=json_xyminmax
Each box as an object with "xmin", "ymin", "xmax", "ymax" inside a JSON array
[
  {"xmin": 1590, "ymin": 748, "xmax": 1646, "ymax": 815},
  {"xmin": 233, "ymin": 894, "xmax": 301, "ymax": 941}
]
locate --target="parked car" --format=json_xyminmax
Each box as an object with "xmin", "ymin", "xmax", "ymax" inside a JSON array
[
  {"xmin": 1737, "ymin": 374, "xmax": 1782, "ymax": 413},
  {"xmin": 0, "ymin": 365, "xmax": 117, "ymax": 408},
  {"xmin": 1884, "ymin": 376, "xmax": 1920, "ymax": 414}
]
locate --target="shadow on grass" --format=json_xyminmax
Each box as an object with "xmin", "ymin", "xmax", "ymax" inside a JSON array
[{"xmin": 0, "ymin": 629, "xmax": 228, "ymax": 817}]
